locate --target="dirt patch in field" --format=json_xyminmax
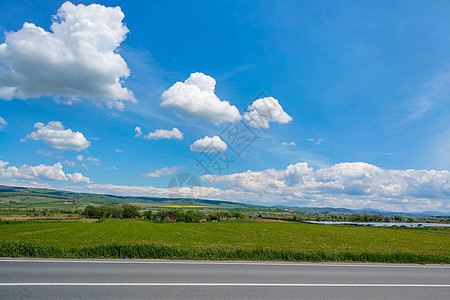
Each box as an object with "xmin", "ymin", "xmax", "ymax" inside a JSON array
[{"xmin": 251, "ymin": 218, "xmax": 288, "ymax": 223}]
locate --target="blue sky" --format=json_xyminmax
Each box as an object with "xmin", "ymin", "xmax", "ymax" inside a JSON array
[{"xmin": 0, "ymin": 1, "xmax": 449, "ymax": 212}]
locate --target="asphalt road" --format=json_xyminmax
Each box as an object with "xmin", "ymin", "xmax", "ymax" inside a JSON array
[{"xmin": 0, "ymin": 259, "xmax": 449, "ymax": 299}]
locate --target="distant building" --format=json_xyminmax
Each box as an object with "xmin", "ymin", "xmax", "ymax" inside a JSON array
[
  {"xmin": 161, "ymin": 211, "xmax": 177, "ymax": 222},
  {"xmin": 250, "ymin": 214, "xmax": 262, "ymax": 219}
]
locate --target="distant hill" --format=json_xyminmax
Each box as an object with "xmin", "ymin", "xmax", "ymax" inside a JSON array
[
  {"xmin": 259, "ymin": 205, "xmax": 449, "ymax": 218},
  {"xmin": 0, "ymin": 184, "xmax": 448, "ymax": 217},
  {"xmin": 0, "ymin": 185, "xmax": 262, "ymax": 209}
]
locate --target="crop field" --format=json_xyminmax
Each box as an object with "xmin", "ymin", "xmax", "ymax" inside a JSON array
[
  {"xmin": 1, "ymin": 219, "xmax": 449, "ymax": 263},
  {"xmin": 0, "ymin": 195, "xmax": 77, "ymax": 210}
]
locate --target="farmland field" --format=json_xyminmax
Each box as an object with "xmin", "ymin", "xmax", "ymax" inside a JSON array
[{"xmin": 1, "ymin": 219, "xmax": 449, "ymax": 263}]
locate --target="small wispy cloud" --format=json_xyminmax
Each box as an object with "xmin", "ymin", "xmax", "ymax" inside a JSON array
[
  {"xmin": 37, "ymin": 149, "xmax": 53, "ymax": 156},
  {"xmin": 76, "ymin": 155, "xmax": 99, "ymax": 162},
  {"xmin": 142, "ymin": 166, "xmax": 181, "ymax": 178},
  {"xmin": 64, "ymin": 160, "xmax": 76, "ymax": 167},
  {"xmin": 134, "ymin": 127, "xmax": 143, "ymax": 138},
  {"xmin": 281, "ymin": 141, "xmax": 296, "ymax": 146},
  {"xmin": 306, "ymin": 138, "xmax": 322, "ymax": 144},
  {"xmin": 0, "ymin": 117, "xmax": 7, "ymax": 130},
  {"xmin": 401, "ymin": 69, "xmax": 450, "ymax": 124}
]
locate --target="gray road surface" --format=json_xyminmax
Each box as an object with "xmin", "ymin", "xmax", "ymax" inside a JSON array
[{"xmin": 0, "ymin": 258, "xmax": 449, "ymax": 299}]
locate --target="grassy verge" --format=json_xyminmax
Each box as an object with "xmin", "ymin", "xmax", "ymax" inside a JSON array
[{"xmin": 1, "ymin": 241, "xmax": 448, "ymax": 264}]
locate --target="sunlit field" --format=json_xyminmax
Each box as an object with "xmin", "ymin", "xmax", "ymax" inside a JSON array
[{"xmin": 1, "ymin": 219, "xmax": 448, "ymax": 263}]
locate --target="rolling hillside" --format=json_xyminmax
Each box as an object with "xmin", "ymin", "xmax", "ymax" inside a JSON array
[{"xmin": 0, "ymin": 185, "xmax": 448, "ymax": 217}]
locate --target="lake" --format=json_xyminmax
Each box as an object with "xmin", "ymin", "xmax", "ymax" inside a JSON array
[{"xmin": 305, "ymin": 221, "xmax": 450, "ymax": 227}]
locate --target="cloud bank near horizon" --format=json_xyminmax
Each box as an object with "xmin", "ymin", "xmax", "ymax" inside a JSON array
[{"xmin": 2, "ymin": 161, "xmax": 448, "ymax": 213}]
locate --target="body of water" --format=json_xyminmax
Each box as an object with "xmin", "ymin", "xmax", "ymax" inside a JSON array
[{"xmin": 305, "ymin": 221, "xmax": 450, "ymax": 227}]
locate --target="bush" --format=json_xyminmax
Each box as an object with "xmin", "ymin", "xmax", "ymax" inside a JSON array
[{"xmin": 143, "ymin": 210, "xmax": 153, "ymax": 220}]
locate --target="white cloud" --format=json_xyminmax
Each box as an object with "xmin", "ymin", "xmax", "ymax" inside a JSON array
[
  {"xmin": 36, "ymin": 149, "xmax": 54, "ymax": 156},
  {"xmin": 201, "ymin": 162, "xmax": 450, "ymax": 212},
  {"xmin": 76, "ymin": 183, "xmax": 248, "ymax": 204},
  {"xmin": 244, "ymin": 97, "xmax": 293, "ymax": 128},
  {"xmin": 306, "ymin": 138, "xmax": 322, "ymax": 144},
  {"xmin": 143, "ymin": 128, "xmax": 183, "ymax": 140},
  {"xmin": 142, "ymin": 166, "xmax": 181, "ymax": 178},
  {"xmin": 25, "ymin": 121, "xmax": 90, "ymax": 151},
  {"xmin": 115, "ymin": 149, "xmax": 123, "ymax": 152},
  {"xmin": 6, "ymin": 161, "xmax": 449, "ymax": 212},
  {"xmin": 281, "ymin": 141, "xmax": 296, "ymax": 146},
  {"xmin": 76, "ymin": 155, "xmax": 98, "ymax": 162},
  {"xmin": 0, "ymin": 160, "xmax": 90, "ymax": 183},
  {"xmin": 0, "ymin": 1, "xmax": 135, "ymax": 108},
  {"xmin": 190, "ymin": 136, "xmax": 227, "ymax": 152},
  {"xmin": 0, "ymin": 117, "xmax": 7, "ymax": 130},
  {"xmin": 64, "ymin": 160, "xmax": 76, "ymax": 167},
  {"xmin": 403, "ymin": 70, "xmax": 450, "ymax": 123},
  {"xmin": 161, "ymin": 72, "xmax": 241, "ymax": 124},
  {"xmin": 134, "ymin": 127, "xmax": 143, "ymax": 138},
  {"xmin": 66, "ymin": 172, "xmax": 91, "ymax": 183}
]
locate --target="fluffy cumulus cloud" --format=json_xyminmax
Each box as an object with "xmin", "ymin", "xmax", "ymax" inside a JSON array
[
  {"xmin": 143, "ymin": 128, "xmax": 183, "ymax": 140},
  {"xmin": 0, "ymin": 1, "xmax": 135, "ymax": 109},
  {"xmin": 142, "ymin": 166, "xmax": 181, "ymax": 178},
  {"xmin": 24, "ymin": 121, "xmax": 90, "ymax": 151},
  {"xmin": 190, "ymin": 136, "xmax": 227, "ymax": 152},
  {"xmin": 244, "ymin": 97, "xmax": 293, "ymax": 128},
  {"xmin": 202, "ymin": 162, "xmax": 450, "ymax": 212},
  {"xmin": 161, "ymin": 72, "xmax": 241, "ymax": 124},
  {"xmin": 0, "ymin": 160, "xmax": 90, "ymax": 183},
  {"xmin": 0, "ymin": 117, "xmax": 7, "ymax": 130}
]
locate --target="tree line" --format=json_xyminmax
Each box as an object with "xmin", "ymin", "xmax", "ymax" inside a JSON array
[
  {"xmin": 82, "ymin": 204, "xmax": 140, "ymax": 219},
  {"xmin": 82, "ymin": 204, "xmax": 247, "ymax": 222}
]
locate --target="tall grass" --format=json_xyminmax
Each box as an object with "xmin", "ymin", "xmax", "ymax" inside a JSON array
[{"xmin": 1, "ymin": 241, "xmax": 448, "ymax": 264}]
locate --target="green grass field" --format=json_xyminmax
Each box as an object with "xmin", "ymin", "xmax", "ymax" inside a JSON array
[{"xmin": 1, "ymin": 219, "xmax": 449, "ymax": 263}]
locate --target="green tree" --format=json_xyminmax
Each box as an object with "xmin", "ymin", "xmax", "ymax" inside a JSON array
[
  {"xmin": 393, "ymin": 215, "xmax": 404, "ymax": 222},
  {"xmin": 83, "ymin": 205, "xmax": 97, "ymax": 218},
  {"xmin": 109, "ymin": 207, "xmax": 122, "ymax": 219},
  {"xmin": 121, "ymin": 203, "xmax": 140, "ymax": 219},
  {"xmin": 143, "ymin": 210, "xmax": 153, "ymax": 220}
]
